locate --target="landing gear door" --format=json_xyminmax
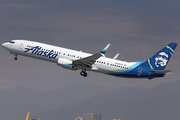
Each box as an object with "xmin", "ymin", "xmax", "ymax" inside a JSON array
[{"xmin": 137, "ymin": 67, "xmax": 142, "ymax": 76}]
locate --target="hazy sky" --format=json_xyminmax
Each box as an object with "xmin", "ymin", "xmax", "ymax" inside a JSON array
[{"xmin": 0, "ymin": 0, "xmax": 180, "ymax": 92}]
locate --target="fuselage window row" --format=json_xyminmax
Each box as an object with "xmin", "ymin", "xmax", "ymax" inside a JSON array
[{"xmin": 26, "ymin": 45, "xmax": 128, "ymax": 69}]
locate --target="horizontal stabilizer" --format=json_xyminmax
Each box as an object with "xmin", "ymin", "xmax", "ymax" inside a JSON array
[{"xmin": 151, "ymin": 70, "xmax": 171, "ymax": 74}]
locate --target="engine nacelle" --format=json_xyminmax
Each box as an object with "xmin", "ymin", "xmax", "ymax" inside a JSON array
[{"xmin": 57, "ymin": 58, "xmax": 77, "ymax": 71}]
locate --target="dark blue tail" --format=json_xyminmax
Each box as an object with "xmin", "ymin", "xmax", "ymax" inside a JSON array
[{"xmin": 146, "ymin": 42, "xmax": 177, "ymax": 71}]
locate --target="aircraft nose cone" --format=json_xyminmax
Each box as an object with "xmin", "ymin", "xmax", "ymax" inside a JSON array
[
  {"xmin": 2, "ymin": 43, "xmax": 5, "ymax": 47},
  {"xmin": 2, "ymin": 42, "xmax": 7, "ymax": 48}
]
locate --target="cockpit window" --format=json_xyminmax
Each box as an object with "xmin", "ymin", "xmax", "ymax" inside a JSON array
[{"xmin": 9, "ymin": 41, "xmax": 15, "ymax": 43}]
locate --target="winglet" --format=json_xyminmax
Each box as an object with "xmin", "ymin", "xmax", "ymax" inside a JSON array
[
  {"xmin": 26, "ymin": 112, "xmax": 30, "ymax": 120},
  {"xmin": 101, "ymin": 44, "xmax": 110, "ymax": 54},
  {"xmin": 113, "ymin": 53, "xmax": 119, "ymax": 60}
]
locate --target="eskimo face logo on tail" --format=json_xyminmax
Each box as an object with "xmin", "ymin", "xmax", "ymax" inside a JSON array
[{"xmin": 155, "ymin": 52, "xmax": 168, "ymax": 67}]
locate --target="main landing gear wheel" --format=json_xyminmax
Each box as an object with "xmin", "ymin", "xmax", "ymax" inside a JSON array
[
  {"xmin": 80, "ymin": 70, "xmax": 87, "ymax": 77},
  {"xmin": 14, "ymin": 57, "xmax": 17, "ymax": 61}
]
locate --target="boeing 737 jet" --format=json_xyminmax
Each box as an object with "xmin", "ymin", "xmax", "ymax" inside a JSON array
[{"xmin": 2, "ymin": 40, "xmax": 177, "ymax": 79}]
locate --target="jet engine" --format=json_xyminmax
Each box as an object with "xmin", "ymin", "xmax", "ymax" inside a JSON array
[{"xmin": 57, "ymin": 58, "xmax": 77, "ymax": 70}]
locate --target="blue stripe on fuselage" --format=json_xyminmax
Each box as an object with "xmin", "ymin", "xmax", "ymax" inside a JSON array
[{"xmin": 107, "ymin": 62, "xmax": 144, "ymax": 75}]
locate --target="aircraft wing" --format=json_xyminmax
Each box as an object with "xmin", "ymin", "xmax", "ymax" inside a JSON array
[
  {"xmin": 73, "ymin": 52, "xmax": 102, "ymax": 69},
  {"xmin": 73, "ymin": 44, "xmax": 110, "ymax": 69}
]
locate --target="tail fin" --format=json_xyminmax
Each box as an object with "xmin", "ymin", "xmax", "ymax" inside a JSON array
[
  {"xmin": 147, "ymin": 42, "xmax": 177, "ymax": 70},
  {"xmin": 26, "ymin": 112, "xmax": 29, "ymax": 120}
]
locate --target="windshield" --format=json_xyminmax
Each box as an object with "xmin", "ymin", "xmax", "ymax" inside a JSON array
[{"xmin": 9, "ymin": 41, "xmax": 15, "ymax": 43}]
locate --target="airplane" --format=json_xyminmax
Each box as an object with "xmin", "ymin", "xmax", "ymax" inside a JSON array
[
  {"xmin": 26, "ymin": 112, "xmax": 29, "ymax": 120},
  {"xmin": 2, "ymin": 40, "xmax": 177, "ymax": 79}
]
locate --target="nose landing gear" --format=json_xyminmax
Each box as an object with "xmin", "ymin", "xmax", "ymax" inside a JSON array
[
  {"xmin": 10, "ymin": 52, "xmax": 18, "ymax": 61},
  {"xmin": 80, "ymin": 69, "xmax": 87, "ymax": 77},
  {"xmin": 14, "ymin": 56, "xmax": 17, "ymax": 61}
]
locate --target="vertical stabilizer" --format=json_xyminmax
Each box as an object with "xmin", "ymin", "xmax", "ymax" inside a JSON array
[
  {"xmin": 26, "ymin": 112, "xmax": 29, "ymax": 120},
  {"xmin": 147, "ymin": 42, "xmax": 177, "ymax": 70}
]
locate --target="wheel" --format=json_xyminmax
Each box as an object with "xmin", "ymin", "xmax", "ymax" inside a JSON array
[
  {"xmin": 80, "ymin": 71, "xmax": 84, "ymax": 76},
  {"xmin": 83, "ymin": 72, "xmax": 87, "ymax": 77},
  {"xmin": 80, "ymin": 70, "xmax": 87, "ymax": 77},
  {"xmin": 14, "ymin": 57, "xmax": 17, "ymax": 61}
]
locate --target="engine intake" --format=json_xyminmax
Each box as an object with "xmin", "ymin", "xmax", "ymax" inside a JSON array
[{"xmin": 57, "ymin": 58, "xmax": 77, "ymax": 71}]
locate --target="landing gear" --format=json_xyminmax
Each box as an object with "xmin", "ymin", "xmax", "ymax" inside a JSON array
[
  {"xmin": 80, "ymin": 69, "xmax": 87, "ymax": 77},
  {"xmin": 14, "ymin": 56, "xmax": 17, "ymax": 61},
  {"xmin": 10, "ymin": 52, "xmax": 18, "ymax": 61}
]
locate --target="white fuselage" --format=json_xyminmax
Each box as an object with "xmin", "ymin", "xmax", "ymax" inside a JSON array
[
  {"xmin": 2, "ymin": 40, "xmax": 136, "ymax": 75},
  {"xmin": 2, "ymin": 40, "xmax": 177, "ymax": 79}
]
